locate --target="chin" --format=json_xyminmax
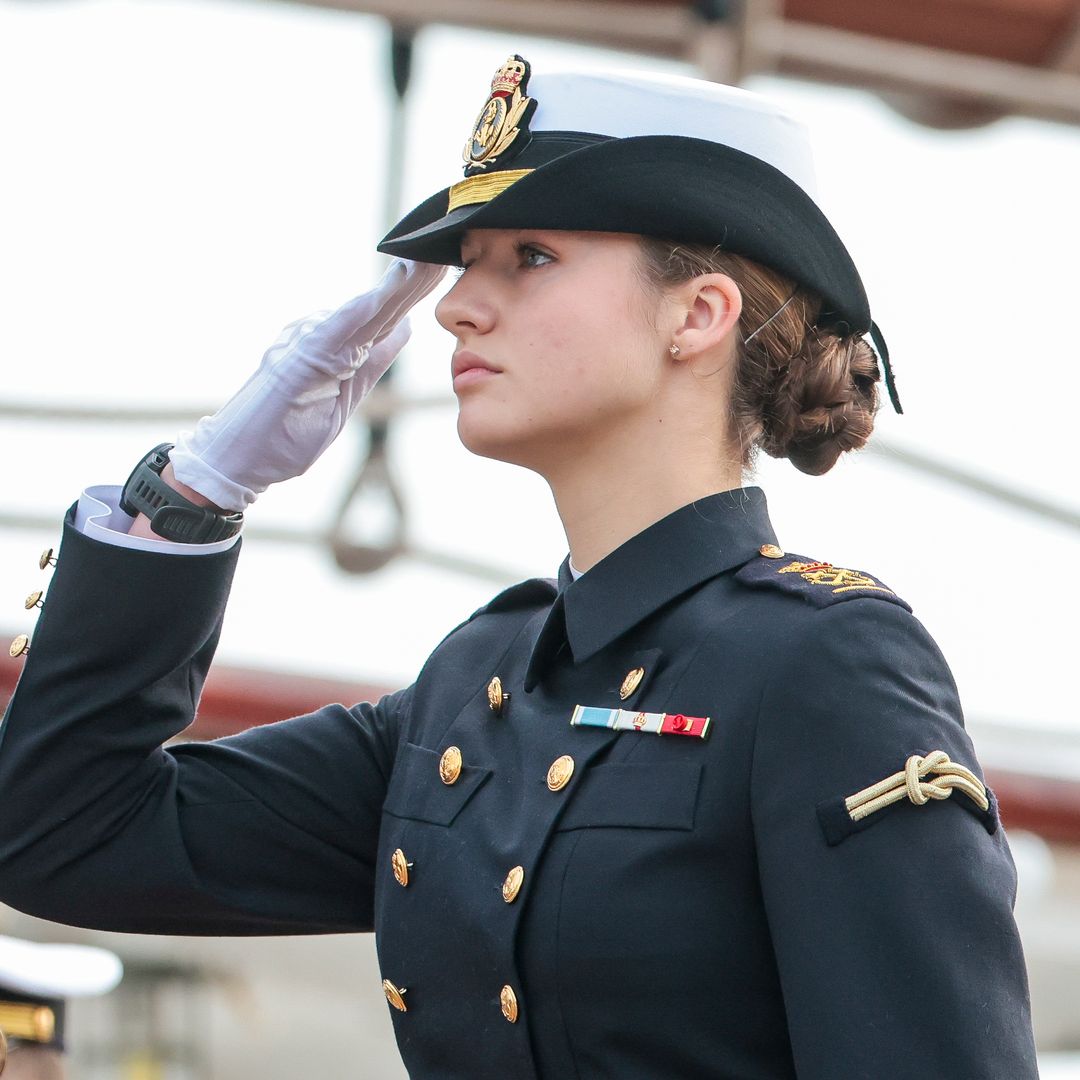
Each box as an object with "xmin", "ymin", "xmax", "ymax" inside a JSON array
[
  {"xmin": 455, "ymin": 410, "xmax": 550, "ymax": 470},
  {"xmin": 456, "ymin": 413, "xmax": 520, "ymax": 464}
]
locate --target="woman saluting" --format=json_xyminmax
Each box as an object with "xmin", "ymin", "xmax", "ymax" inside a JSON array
[{"xmin": 0, "ymin": 56, "xmax": 1037, "ymax": 1078}]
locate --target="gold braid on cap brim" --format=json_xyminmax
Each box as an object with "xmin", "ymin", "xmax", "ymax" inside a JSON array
[
  {"xmin": 447, "ymin": 169, "xmax": 533, "ymax": 213},
  {"xmin": 0, "ymin": 1002, "xmax": 56, "ymax": 1044}
]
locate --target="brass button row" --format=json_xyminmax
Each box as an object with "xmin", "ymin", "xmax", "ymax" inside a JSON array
[
  {"xmin": 490, "ymin": 668, "xmax": 647, "ymax": 707},
  {"xmin": 389, "ymin": 847, "xmax": 524, "ymax": 904},
  {"xmin": 382, "ymin": 978, "xmax": 520, "ymax": 1024},
  {"xmin": 10, "ymin": 550, "xmax": 54, "ymax": 662},
  {"xmin": 440, "ymin": 746, "xmax": 576, "ymax": 793}
]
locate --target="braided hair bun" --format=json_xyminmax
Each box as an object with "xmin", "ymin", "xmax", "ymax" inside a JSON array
[{"xmin": 638, "ymin": 239, "xmax": 881, "ymax": 475}]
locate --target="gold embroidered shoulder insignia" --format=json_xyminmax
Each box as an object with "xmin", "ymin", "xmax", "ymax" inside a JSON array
[
  {"xmin": 777, "ymin": 560, "xmax": 894, "ymax": 596},
  {"xmin": 734, "ymin": 552, "xmax": 912, "ymax": 612}
]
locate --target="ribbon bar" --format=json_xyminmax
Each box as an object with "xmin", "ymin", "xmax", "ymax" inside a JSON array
[{"xmin": 570, "ymin": 705, "xmax": 711, "ymax": 739}]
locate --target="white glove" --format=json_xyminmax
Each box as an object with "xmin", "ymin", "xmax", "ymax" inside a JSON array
[{"xmin": 170, "ymin": 258, "xmax": 447, "ymax": 511}]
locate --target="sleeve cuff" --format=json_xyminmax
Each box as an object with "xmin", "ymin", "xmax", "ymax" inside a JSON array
[{"xmin": 74, "ymin": 485, "xmax": 242, "ymax": 556}]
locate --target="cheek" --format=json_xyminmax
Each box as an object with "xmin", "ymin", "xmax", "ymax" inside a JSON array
[{"xmin": 525, "ymin": 294, "xmax": 656, "ymax": 404}]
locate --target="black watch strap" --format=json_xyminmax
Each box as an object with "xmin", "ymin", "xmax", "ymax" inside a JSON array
[{"xmin": 121, "ymin": 443, "xmax": 244, "ymax": 544}]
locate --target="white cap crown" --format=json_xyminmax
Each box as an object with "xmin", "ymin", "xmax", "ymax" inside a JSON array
[{"xmin": 529, "ymin": 69, "xmax": 819, "ymax": 199}]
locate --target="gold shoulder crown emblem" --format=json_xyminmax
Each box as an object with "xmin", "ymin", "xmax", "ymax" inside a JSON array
[
  {"xmin": 462, "ymin": 54, "xmax": 537, "ymax": 175},
  {"xmin": 778, "ymin": 560, "xmax": 893, "ymax": 595}
]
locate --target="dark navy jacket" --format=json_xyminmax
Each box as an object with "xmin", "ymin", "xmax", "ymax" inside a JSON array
[{"xmin": 0, "ymin": 487, "xmax": 1037, "ymax": 1079}]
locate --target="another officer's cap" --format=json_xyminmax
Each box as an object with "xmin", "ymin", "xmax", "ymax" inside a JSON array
[
  {"xmin": 0, "ymin": 936, "xmax": 123, "ymax": 1058},
  {"xmin": 379, "ymin": 56, "xmax": 872, "ymax": 338}
]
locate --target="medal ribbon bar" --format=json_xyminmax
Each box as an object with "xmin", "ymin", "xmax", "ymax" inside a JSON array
[{"xmin": 570, "ymin": 705, "xmax": 711, "ymax": 739}]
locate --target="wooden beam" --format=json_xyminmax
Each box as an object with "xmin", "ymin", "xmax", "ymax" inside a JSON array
[
  {"xmin": 267, "ymin": 0, "xmax": 1080, "ymax": 127},
  {"xmin": 760, "ymin": 17, "xmax": 1080, "ymax": 126}
]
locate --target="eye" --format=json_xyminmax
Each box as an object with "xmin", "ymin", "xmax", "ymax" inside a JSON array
[{"xmin": 516, "ymin": 243, "xmax": 554, "ymax": 269}]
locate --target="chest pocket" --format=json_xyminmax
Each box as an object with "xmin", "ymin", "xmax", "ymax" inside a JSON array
[
  {"xmin": 556, "ymin": 762, "xmax": 702, "ymax": 831},
  {"xmin": 383, "ymin": 742, "xmax": 492, "ymax": 827}
]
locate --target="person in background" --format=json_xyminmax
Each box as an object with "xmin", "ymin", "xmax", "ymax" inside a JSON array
[{"xmin": 0, "ymin": 937, "xmax": 122, "ymax": 1079}]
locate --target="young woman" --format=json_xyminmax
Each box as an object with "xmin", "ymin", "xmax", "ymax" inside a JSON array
[{"xmin": 0, "ymin": 57, "xmax": 1037, "ymax": 1078}]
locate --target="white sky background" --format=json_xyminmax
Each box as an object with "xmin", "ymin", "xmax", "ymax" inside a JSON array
[{"xmin": 1, "ymin": 0, "xmax": 1078, "ymax": 737}]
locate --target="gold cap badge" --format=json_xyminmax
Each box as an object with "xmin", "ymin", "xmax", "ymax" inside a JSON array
[{"xmin": 462, "ymin": 54, "xmax": 537, "ymax": 175}]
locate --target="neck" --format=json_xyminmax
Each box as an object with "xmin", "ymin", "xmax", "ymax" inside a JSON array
[{"xmin": 543, "ymin": 431, "xmax": 744, "ymax": 573}]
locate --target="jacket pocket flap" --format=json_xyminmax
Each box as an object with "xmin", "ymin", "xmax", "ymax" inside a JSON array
[
  {"xmin": 383, "ymin": 742, "xmax": 492, "ymax": 826},
  {"xmin": 557, "ymin": 762, "xmax": 702, "ymax": 831}
]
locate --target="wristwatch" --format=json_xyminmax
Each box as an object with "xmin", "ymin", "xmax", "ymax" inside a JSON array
[{"xmin": 121, "ymin": 443, "xmax": 244, "ymax": 543}]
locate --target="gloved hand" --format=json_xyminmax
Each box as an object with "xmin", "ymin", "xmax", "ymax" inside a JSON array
[{"xmin": 170, "ymin": 258, "xmax": 446, "ymax": 511}]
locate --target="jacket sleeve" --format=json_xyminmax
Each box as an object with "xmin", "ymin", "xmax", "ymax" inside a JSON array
[
  {"xmin": 750, "ymin": 598, "xmax": 1038, "ymax": 1079},
  {"xmin": 0, "ymin": 509, "xmax": 408, "ymax": 936}
]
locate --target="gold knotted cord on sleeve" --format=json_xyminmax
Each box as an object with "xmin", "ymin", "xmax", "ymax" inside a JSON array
[{"xmin": 845, "ymin": 750, "xmax": 989, "ymax": 823}]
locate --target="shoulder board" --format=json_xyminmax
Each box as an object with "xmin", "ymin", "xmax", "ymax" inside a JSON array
[
  {"xmin": 477, "ymin": 577, "xmax": 558, "ymax": 617},
  {"xmin": 734, "ymin": 552, "xmax": 911, "ymax": 612}
]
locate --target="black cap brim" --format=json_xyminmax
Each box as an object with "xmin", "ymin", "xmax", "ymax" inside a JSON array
[{"xmin": 379, "ymin": 135, "xmax": 869, "ymax": 333}]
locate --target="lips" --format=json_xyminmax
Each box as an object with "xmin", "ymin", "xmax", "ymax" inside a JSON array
[{"xmin": 452, "ymin": 351, "xmax": 502, "ymax": 379}]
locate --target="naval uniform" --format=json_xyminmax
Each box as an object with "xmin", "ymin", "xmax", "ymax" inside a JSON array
[{"xmin": 0, "ymin": 486, "xmax": 1036, "ymax": 1078}]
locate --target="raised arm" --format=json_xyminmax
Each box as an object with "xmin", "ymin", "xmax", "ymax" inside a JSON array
[{"xmin": 0, "ymin": 260, "xmax": 446, "ymax": 934}]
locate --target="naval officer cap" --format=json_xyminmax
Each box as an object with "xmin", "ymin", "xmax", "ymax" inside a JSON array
[
  {"xmin": 379, "ymin": 55, "xmax": 899, "ymax": 410},
  {"xmin": 0, "ymin": 936, "xmax": 123, "ymax": 1063}
]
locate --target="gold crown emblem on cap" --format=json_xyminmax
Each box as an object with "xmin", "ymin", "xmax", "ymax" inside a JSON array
[
  {"xmin": 462, "ymin": 54, "xmax": 536, "ymax": 175},
  {"xmin": 491, "ymin": 56, "xmax": 527, "ymax": 95}
]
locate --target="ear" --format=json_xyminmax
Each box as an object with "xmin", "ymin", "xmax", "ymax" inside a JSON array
[{"xmin": 670, "ymin": 273, "xmax": 742, "ymax": 364}]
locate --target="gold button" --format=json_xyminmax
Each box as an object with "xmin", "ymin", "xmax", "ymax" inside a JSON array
[
  {"xmin": 9, "ymin": 634, "xmax": 29, "ymax": 659},
  {"xmin": 39, "ymin": 548, "xmax": 56, "ymax": 571},
  {"xmin": 502, "ymin": 865, "xmax": 524, "ymax": 903},
  {"xmin": 382, "ymin": 979, "xmax": 408, "ymax": 1012},
  {"xmin": 500, "ymin": 984, "xmax": 519, "ymax": 1023},
  {"xmin": 24, "ymin": 590, "xmax": 44, "ymax": 611},
  {"xmin": 619, "ymin": 666, "xmax": 645, "ymax": 700},
  {"xmin": 439, "ymin": 746, "xmax": 463, "ymax": 785},
  {"xmin": 759, "ymin": 543, "xmax": 785, "ymax": 559},
  {"xmin": 546, "ymin": 755, "xmax": 575, "ymax": 792},
  {"xmin": 391, "ymin": 848, "xmax": 412, "ymax": 887},
  {"xmin": 487, "ymin": 676, "xmax": 509, "ymax": 715}
]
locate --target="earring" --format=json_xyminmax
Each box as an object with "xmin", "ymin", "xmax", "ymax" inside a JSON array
[{"xmin": 668, "ymin": 344, "xmax": 681, "ymax": 359}]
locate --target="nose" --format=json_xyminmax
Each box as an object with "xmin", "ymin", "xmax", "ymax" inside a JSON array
[{"xmin": 435, "ymin": 272, "xmax": 496, "ymax": 337}]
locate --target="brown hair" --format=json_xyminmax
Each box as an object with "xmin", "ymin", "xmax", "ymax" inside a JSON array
[{"xmin": 638, "ymin": 238, "xmax": 881, "ymax": 476}]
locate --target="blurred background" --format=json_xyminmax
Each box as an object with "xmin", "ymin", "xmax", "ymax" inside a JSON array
[{"xmin": 1, "ymin": 0, "xmax": 1078, "ymax": 1075}]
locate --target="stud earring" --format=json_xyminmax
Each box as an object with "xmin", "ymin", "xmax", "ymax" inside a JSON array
[{"xmin": 669, "ymin": 344, "xmax": 681, "ymax": 359}]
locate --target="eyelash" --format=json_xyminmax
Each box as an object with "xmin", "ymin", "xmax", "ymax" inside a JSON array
[{"xmin": 453, "ymin": 242, "xmax": 554, "ymax": 276}]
